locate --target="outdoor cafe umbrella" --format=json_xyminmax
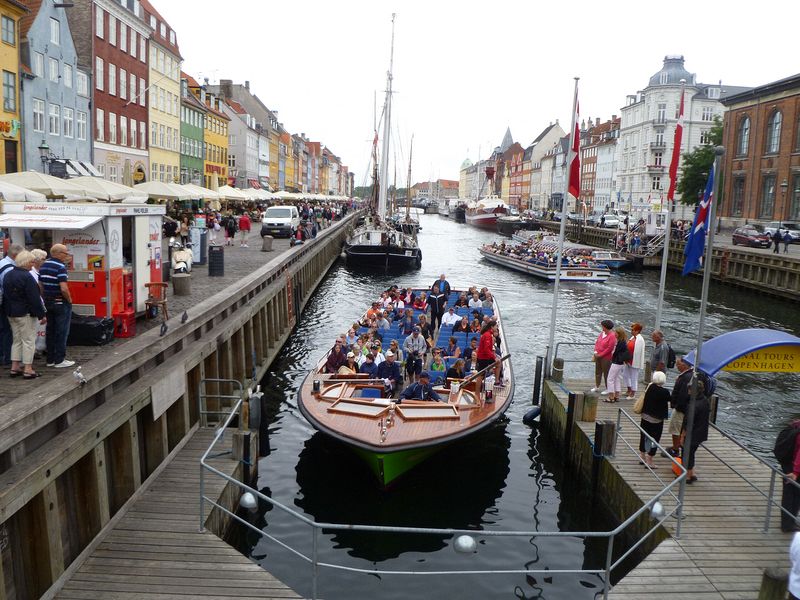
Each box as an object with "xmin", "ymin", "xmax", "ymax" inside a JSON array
[
  {"xmin": 72, "ymin": 176, "xmax": 147, "ymax": 202},
  {"xmin": 181, "ymin": 183, "xmax": 220, "ymax": 201},
  {"xmin": 134, "ymin": 181, "xmax": 192, "ymax": 201},
  {"xmin": 0, "ymin": 171, "xmax": 90, "ymax": 197},
  {"xmin": 217, "ymin": 185, "xmax": 248, "ymax": 202},
  {"xmin": 0, "ymin": 180, "xmax": 46, "ymax": 201}
]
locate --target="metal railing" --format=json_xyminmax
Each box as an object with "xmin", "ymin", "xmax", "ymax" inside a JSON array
[{"xmin": 199, "ymin": 389, "xmax": 683, "ymax": 599}]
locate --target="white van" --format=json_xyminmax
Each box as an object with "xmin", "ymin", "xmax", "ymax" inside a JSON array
[{"xmin": 261, "ymin": 205, "xmax": 300, "ymax": 238}]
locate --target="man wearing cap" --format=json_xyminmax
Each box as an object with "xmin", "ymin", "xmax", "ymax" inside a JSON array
[
  {"xmin": 441, "ymin": 306, "xmax": 460, "ymax": 327},
  {"xmin": 359, "ymin": 352, "xmax": 379, "ymax": 378},
  {"xmin": 403, "ymin": 325, "xmax": 427, "ymax": 382},
  {"xmin": 399, "ymin": 371, "xmax": 441, "ymax": 402},
  {"xmin": 429, "ymin": 274, "xmax": 450, "ymax": 332},
  {"xmin": 377, "ymin": 349, "xmax": 402, "ymax": 395}
]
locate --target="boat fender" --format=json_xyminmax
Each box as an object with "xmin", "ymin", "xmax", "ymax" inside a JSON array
[{"xmin": 522, "ymin": 406, "xmax": 541, "ymax": 426}]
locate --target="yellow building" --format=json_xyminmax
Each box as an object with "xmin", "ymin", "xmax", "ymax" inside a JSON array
[
  {"xmin": 281, "ymin": 131, "xmax": 296, "ymax": 191},
  {"xmin": 0, "ymin": 0, "xmax": 26, "ymax": 173},
  {"xmin": 187, "ymin": 76, "xmax": 229, "ymax": 188},
  {"xmin": 142, "ymin": 1, "xmax": 181, "ymax": 183}
]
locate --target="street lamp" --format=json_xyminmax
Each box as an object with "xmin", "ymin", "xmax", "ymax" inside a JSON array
[
  {"xmin": 37, "ymin": 140, "xmax": 50, "ymax": 173},
  {"xmin": 780, "ymin": 178, "xmax": 788, "ymax": 221}
]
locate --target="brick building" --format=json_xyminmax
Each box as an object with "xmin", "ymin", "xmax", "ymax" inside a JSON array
[
  {"xmin": 68, "ymin": 0, "xmax": 151, "ymax": 184},
  {"xmin": 720, "ymin": 73, "xmax": 800, "ymax": 227}
]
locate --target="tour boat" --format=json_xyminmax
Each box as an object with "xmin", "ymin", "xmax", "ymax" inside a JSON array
[
  {"xmin": 479, "ymin": 245, "xmax": 611, "ymax": 282},
  {"xmin": 465, "ymin": 196, "xmax": 509, "ymax": 230},
  {"xmin": 590, "ymin": 250, "xmax": 631, "ymax": 269},
  {"xmin": 297, "ymin": 288, "xmax": 514, "ymax": 487},
  {"xmin": 453, "ymin": 200, "xmax": 467, "ymax": 223},
  {"xmin": 496, "ymin": 210, "xmax": 541, "ymax": 237},
  {"xmin": 438, "ymin": 199, "xmax": 451, "ymax": 217}
]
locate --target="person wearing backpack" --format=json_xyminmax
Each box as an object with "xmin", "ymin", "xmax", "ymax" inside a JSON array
[
  {"xmin": 776, "ymin": 419, "xmax": 800, "ymax": 532},
  {"xmin": 650, "ymin": 330, "xmax": 669, "ymax": 374}
]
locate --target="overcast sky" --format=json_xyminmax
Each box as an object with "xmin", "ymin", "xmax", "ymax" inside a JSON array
[{"xmin": 158, "ymin": 0, "xmax": 797, "ymax": 188}]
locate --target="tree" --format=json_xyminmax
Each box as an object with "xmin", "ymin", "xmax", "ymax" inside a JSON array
[
  {"xmin": 676, "ymin": 117, "xmax": 723, "ymax": 206},
  {"xmin": 353, "ymin": 185, "xmax": 374, "ymax": 199}
]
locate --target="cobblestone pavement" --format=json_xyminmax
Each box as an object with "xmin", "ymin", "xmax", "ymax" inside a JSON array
[{"xmin": 0, "ymin": 226, "xmax": 315, "ymax": 405}]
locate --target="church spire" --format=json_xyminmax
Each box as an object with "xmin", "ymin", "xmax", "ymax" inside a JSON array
[{"xmin": 500, "ymin": 127, "xmax": 513, "ymax": 152}]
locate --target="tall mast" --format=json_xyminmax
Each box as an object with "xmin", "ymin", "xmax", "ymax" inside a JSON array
[
  {"xmin": 377, "ymin": 13, "xmax": 395, "ymax": 219},
  {"xmin": 406, "ymin": 135, "xmax": 413, "ymax": 220}
]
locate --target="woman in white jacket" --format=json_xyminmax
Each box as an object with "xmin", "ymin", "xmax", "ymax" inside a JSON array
[{"xmin": 625, "ymin": 323, "xmax": 646, "ymax": 398}]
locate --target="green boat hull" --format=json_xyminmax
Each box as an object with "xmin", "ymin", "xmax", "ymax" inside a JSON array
[{"xmin": 352, "ymin": 445, "xmax": 442, "ymax": 487}]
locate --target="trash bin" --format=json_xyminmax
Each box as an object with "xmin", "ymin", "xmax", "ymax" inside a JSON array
[
  {"xmin": 190, "ymin": 226, "xmax": 207, "ymax": 265},
  {"xmin": 208, "ymin": 245, "xmax": 224, "ymax": 277},
  {"xmin": 261, "ymin": 235, "xmax": 273, "ymax": 252}
]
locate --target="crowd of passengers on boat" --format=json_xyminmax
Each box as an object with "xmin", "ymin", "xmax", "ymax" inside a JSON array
[
  {"xmin": 320, "ymin": 280, "xmax": 505, "ymax": 401},
  {"xmin": 484, "ymin": 238, "xmax": 603, "ymax": 267}
]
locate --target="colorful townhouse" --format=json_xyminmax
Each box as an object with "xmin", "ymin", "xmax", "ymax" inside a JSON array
[
  {"xmin": 186, "ymin": 75, "xmax": 228, "ymax": 189},
  {"xmin": 0, "ymin": 0, "xmax": 27, "ymax": 173},
  {"xmin": 179, "ymin": 72, "xmax": 206, "ymax": 185}
]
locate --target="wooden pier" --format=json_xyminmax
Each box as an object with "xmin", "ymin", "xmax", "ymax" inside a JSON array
[
  {"xmin": 541, "ymin": 378, "xmax": 792, "ymax": 600},
  {"xmin": 49, "ymin": 427, "xmax": 300, "ymax": 600}
]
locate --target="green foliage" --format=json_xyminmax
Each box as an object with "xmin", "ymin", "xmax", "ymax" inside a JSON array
[
  {"xmin": 353, "ymin": 185, "xmax": 374, "ymax": 199},
  {"xmin": 676, "ymin": 117, "xmax": 723, "ymax": 206}
]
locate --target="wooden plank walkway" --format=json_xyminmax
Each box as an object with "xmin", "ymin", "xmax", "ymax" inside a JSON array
[
  {"xmin": 52, "ymin": 428, "xmax": 301, "ymax": 600},
  {"xmin": 555, "ymin": 378, "xmax": 792, "ymax": 600}
]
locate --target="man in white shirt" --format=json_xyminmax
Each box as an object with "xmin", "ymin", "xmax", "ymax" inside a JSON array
[
  {"xmin": 468, "ymin": 293, "xmax": 483, "ymax": 310},
  {"xmin": 358, "ymin": 342, "xmax": 385, "ymax": 368},
  {"xmin": 441, "ymin": 307, "xmax": 460, "ymax": 327}
]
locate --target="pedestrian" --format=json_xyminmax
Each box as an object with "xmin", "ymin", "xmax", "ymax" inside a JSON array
[
  {"xmin": 429, "ymin": 273, "xmax": 450, "ymax": 332},
  {"xmin": 778, "ymin": 418, "xmax": 800, "ymax": 532},
  {"xmin": 650, "ymin": 330, "xmax": 668, "ymax": 374},
  {"xmin": 0, "ymin": 243, "xmax": 24, "ymax": 367},
  {"xmin": 224, "ymin": 213, "xmax": 237, "ymax": 246},
  {"xmin": 603, "ymin": 326, "xmax": 629, "ymax": 402},
  {"xmin": 669, "ymin": 357, "xmax": 692, "ymax": 454},
  {"xmin": 790, "ymin": 532, "xmax": 800, "ymax": 599},
  {"xmin": 680, "ymin": 378, "xmax": 710, "ymax": 484},
  {"xmin": 238, "ymin": 212, "xmax": 251, "ymax": 247},
  {"xmin": 208, "ymin": 216, "xmax": 219, "ymax": 246},
  {"xmin": 3, "ymin": 251, "xmax": 46, "ymax": 378},
  {"xmin": 591, "ymin": 319, "xmax": 615, "ymax": 393},
  {"xmin": 39, "ymin": 244, "xmax": 75, "ymax": 368},
  {"xmin": 638, "ymin": 371, "xmax": 671, "ymax": 467},
  {"xmin": 785, "ymin": 231, "xmax": 793, "ymax": 254},
  {"xmin": 774, "ymin": 230, "xmax": 783, "ymax": 254},
  {"xmin": 180, "ymin": 216, "xmax": 190, "ymax": 246},
  {"xmin": 625, "ymin": 323, "xmax": 646, "ymax": 398}
]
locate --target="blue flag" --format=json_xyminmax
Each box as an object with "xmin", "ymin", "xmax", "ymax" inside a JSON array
[{"xmin": 682, "ymin": 166, "xmax": 715, "ymax": 276}]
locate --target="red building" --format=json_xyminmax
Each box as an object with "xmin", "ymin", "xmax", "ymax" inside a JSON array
[{"xmin": 68, "ymin": 0, "xmax": 151, "ymax": 183}]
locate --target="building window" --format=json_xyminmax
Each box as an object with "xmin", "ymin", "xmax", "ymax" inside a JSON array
[
  {"xmin": 63, "ymin": 107, "xmax": 73, "ymax": 138},
  {"xmin": 149, "ymin": 15, "xmax": 156, "ymax": 29},
  {"xmin": 169, "ymin": 30, "xmax": 175, "ymax": 45},
  {"xmin": 63, "ymin": 63, "xmax": 72, "ymax": 88},
  {"xmin": 32, "ymin": 98, "xmax": 44, "ymax": 132},
  {"xmin": 129, "ymin": 29, "xmax": 136, "ymax": 57},
  {"xmin": 129, "ymin": 76, "xmax": 136, "ymax": 103},
  {"xmin": 701, "ymin": 106, "xmax": 714, "ymax": 121},
  {"xmin": 139, "ymin": 37, "xmax": 146, "ymax": 63},
  {"xmin": 108, "ymin": 112, "xmax": 117, "ymax": 143},
  {"xmin": 656, "ymin": 103, "xmax": 666, "ymax": 123},
  {"xmin": 119, "ymin": 22, "xmax": 126, "ymax": 52},
  {"xmin": 119, "ymin": 69, "xmax": 126, "ymax": 99},
  {"xmin": 48, "ymin": 103, "xmax": 60, "ymax": 135},
  {"xmin": 151, "ymin": 163, "xmax": 157, "ymax": 182},
  {"xmin": 760, "ymin": 174, "xmax": 776, "ymax": 218},
  {"xmin": 796, "ymin": 114, "xmax": 800, "ymax": 152},
  {"xmin": 77, "ymin": 111, "xmax": 87, "ymax": 140},
  {"xmin": 77, "ymin": 71, "xmax": 88, "ymax": 96},
  {"xmin": 159, "ymin": 124, "xmax": 165, "ymax": 148},
  {"xmin": 108, "ymin": 64, "xmax": 116, "ymax": 95},
  {"xmin": 2, "ymin": 71, "xmax": 15, "ymax": 112},
  {"xmin": 150, "ymin": 122, "xmax": 157, "ymax": 146},
  {"xmin": 731, "ymin": 177, "xmax": 745, "ymax": 217},
  {"xmin": 139, "ymin": 78, "xmax": 145, "ymax": 106},
  {"xmin": 95, "ymin": 57, "xmax": 103, "ymax": 90},
  {"xmin": 32, "ymin": 52, "xmax": 43, "ymax": 77},
  {"xmin": 654, "ymin": 151, "xmax": 662, "ymax": 166},
  {"xmin": 159, "ymin": 23, "xmax": 166, "ymax": 38},
  {"xmin": 736, "ymin": 116, "xmax": 750, "ymax": 157},
  {"xmin": 108, "ymin": 15, "xmax": 116, "ymax": 45},
  {"xmin": 48, "ymin": 58, "xmax": 58, "ymax": 82},
  {"xmin": 96, "ymin": 108, "xmax": 104, "ymax": 141},
  {"xmin": 765, "ymin": 111, "xmax": 782, "ymax": 154},
  {"xmin": 791, "ymin": 175, "xmax": 800, "ymax": 220},
  {"xmin": 1, "ymin": 16, "xmax": 14, "ymax": 46},
  {"xmin": 158, "ymin": 88, "xmax": 164, "ymax": 112},
  {"xmin": 120, "ymin": 115, "xmax": 127, "ymax": 145},
  {"xmin": 699, "ymin": 130, "xmax": 711, "ymax": 145},
  {"xmin": 50, "ymin": 17, "xmax": 59, "ymax": 45},
  {"xmin": 139, "ymin": 121, "xmax": 146, "ymax": 149},
  {"xmin": 130, "ymin": 118, "xmax": 137, "ymax": 148},
  {"xmin": 95, "ymin": 7, "xmax": 103, "ymax": 39}
]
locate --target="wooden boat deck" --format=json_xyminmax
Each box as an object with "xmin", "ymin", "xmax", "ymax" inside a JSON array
[
  {"xmin": 553, "ymin": 378, "xmax": 792, "ymax": 600},
  {"xmin": 52, "ymin": 428, "xmax": 300, "ymax": 600}
]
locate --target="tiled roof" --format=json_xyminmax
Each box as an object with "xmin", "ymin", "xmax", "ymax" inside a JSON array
[
  {"xmin": 226, "ymin": 99, "xmax": 246, "ymax": 114},
  {"xmin": 18, "ymin": 0, "xmax": 40, "ymax": 40},
  {"xmin": 182, "ymin": 71, "xmax": 201, "ymax": 88}
]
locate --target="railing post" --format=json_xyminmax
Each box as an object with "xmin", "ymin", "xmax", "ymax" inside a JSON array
[
  {"xmin": 764, "ymin": 470, "xmax": 777, "ymax": 533},
  {"xmin": 603, "ymin": 533, "xmax": 615, "ymax": 600},
  {"xmin": 532, "ymin": 356, "xmax": 544, "ymax": 405},
  {"xmin": 199, "ymin": 462, "xmax": 206, "ymax": 532},
  {"xmin": 612, "ymin": 409, "xmax": 622, "ymax": 458},
  {"xmin": 311, "ymin": 525, "xmax": 319, "ymax": 600}
]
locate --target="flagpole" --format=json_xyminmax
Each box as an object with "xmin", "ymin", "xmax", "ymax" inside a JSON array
[
  {"xmin": 655, "ymin": 80, "xmax": 686, "ymax": 333},
  {"xmin": 676, "ymin": 146, "xmax": 724, "ymax": 526},
  {"xmin": 546, "ymin": 77, "xmax": 579, "ymax": 375}
]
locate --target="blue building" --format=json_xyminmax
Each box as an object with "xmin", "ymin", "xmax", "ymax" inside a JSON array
[{"xmin": 19, "ymin": 0, "xmax": 93, "ymax": 175}]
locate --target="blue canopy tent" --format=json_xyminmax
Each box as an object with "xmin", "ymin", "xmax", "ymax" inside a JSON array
[{"xmin": 683, "ymin": 328, "xmax": 800, "ymax": 376}]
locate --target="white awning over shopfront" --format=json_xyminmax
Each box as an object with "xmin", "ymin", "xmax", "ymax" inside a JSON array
[{"xmin": 0, "ymin": 214, "xmax": 103, "ymax": 230}]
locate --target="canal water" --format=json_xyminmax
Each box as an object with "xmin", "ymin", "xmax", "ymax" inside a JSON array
[{"xmin": 242, "ymin": 213, "xmax": 800, "ymax": 599}]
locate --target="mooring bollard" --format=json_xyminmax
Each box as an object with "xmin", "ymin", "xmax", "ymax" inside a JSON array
[
  {"xmin": 582, "ymin": 392, "xmax": 599, "ymax": 422},
  {"xmin": 172, "ymin": 273, "xmax": 191, "ymax": 296},
  {"xmin": 261, "ymin": 235, "xmax": 274, "ymax": 252},
  {"xmin": 552, "ymin": 357, "xmax": 564, "ymax": 383},
  {"xmin": 644, "ymin": 362, "xmax": 653, "ymax": 383},
  {"xmin": 757, "ymin": 567, "xmax": 788, "ymax": 600}
]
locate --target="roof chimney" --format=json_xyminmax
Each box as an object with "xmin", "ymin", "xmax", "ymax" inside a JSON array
[
  {"xmin": 612, "ymin": 114, "xmax": 617, "ymax": 121},
  {"xmin": 245, "ymin": 80, "xmax": 250, "ymax": 90},
  {"xmin": 220, "ymin": 79, "xmax": 232, "ymax": 99}
]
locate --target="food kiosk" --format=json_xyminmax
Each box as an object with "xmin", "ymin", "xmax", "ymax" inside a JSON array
[{"xmin": 0, "ymin": 201, "xmax": 166, "ymax": 335}]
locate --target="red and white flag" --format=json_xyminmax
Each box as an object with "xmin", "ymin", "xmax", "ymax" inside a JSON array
[
  {"xmin": 568, "ymin": 91, "xmax": 581, "ymax": 200},
  {"xmin": 667, "ymin": 88, "xmax": 684, "ymax": 202}
]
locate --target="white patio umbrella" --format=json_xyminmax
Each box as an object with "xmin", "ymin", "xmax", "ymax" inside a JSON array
[
  {"xmin": 0, "ymin": 171, "xmax": 90, "ymax": 197},
  {"xmin": 134, "ymin": 181, "xmax": 191, "ymax": 200},
  {"xmin": 181, "ymin": 183, "xmax": 220, "ymax": 201},
  {"xmin": 217, "ymin": 185, "xmax": 248, "ymax": 202},
  {"xmin": 0, "ymin": 180, "xmax": 46, "ymax": 201},
  {"xmin": 72, "ymin": 176, "xmax": 147, "ymax": 202}
]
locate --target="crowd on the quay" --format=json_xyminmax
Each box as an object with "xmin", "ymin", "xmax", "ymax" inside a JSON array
[
  {"xmin": 0, "ymin": 243, "xmax": 76, "ymax": 379},
  {"xmin": 484, "ymin": 239, "xmax": 599, "ymax": 267},
  {"xmin": 320, "ymin": 274, "xmax": 503, "ymax": 402},
  {"xmin": 590, "ymin": 319, "xmax": 715, "ymax": 488}
]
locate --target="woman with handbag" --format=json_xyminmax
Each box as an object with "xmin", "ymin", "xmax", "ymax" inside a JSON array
[
  {"xmin": 603, "ymin": 326, "xmax": 630, "ymax": 402},
  {"xmin": 635, "ymin": 371, "xmax": 671, "ymax": 467}
]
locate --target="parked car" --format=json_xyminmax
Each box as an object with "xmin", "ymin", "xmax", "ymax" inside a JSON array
[
  {"xmin": 600, "ymin": 215, "xmax": 620, "ymax": 228},
  {"xmin": 731, "ymin": 225, "xmax": 772, "ymax": 248},
  {"xmin": 762, "ymin": 221, "xmax": 800, "ymax": 243}
]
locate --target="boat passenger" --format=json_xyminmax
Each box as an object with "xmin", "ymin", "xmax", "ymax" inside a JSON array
[
  {"xmin": 468, "ymin": 293, "xmax": 483, "ymax": 310},
  {"xmin": 392, "ymin": 296, "xmax": 405, "ymax": 312},
  {"xmin": 413, "ymin": 292, "xmax": 428, "ymax": 311},
  {"xmin": 337, "ymin": 352, "xmax": 358, "ymax": 375},
  {"xmin": 482, "ymin": 292, "xmax": 494, "ymax": 310},
  {"xmin": 454, "ymin": 292, "xmax": 469, "ymax": 308},
  {"xmin": 463, "ymin": 337, "xmax": 479, "ymax": 362},
  {"xmin": 430, "ymin": 349, "xmax": 446, "ymax": 383},
  {"xmin": 469, "ymin": 318, "xmax": 481, "ymax": 334},
  {"xmin": 441, "ymin": 307, "xmax": 460, "ymax": 327},
  {"xmin": 359, "ymin": 353, "xmax": 378, "ymax": 378},
  {"xmin": 445, "ymin": 336, "xmax": 461, "ymax": 358},
  {"xmin": 403, "ymin": 326, "xmax": 427, "ymax": 382},
  {"xmin": 344, "ymin": 329, "xmax": 357, "ymax": 346},
  {"xmin": 324, "ymin": 340, "xmax": 347, "ymax": 373},
  {"xmin": 417, "ymin": 314, "xmax": 432, "ymax": 342},
  {"xmin": 477, "ymin": 321, "xmax": 501, "ymax": 381},
  {"xmin": 377, "ymin": 350, "xmax": 402, "ymax": 394},
  {"xmin": 453, "ymin": 317, "xmax": 470, "ymax": 333},
  {"xmin": 444, "ymin": 359, "xmax": 465, "ymax": 388},
  {"xmin": 401, "ymin": 288, "xmax": 414, "ymax": 305},
  {"xmin": 366, "ymin": 302, "xmax": 381, "ymax": 321},
  {"xmin": 401, "ymin": 312, "xmax": 415, "ymax": 335},
  {"xmin": 479, "ymin": 287, "xmax": 489, "ymax": 301},
  {"xmin": 398, "ymin": 371, "xmax": 441, "ymax": 402},
  {"xmin": 375, "ymin": 312, "xmax": 391, "ymax": 331},
  {"xmin": 388, "ymin": 339, "xmax": 403, "ymax": 364}
]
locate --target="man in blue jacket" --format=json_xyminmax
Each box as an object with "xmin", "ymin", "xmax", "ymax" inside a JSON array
[
  {"xmin": 399, "ymin": 371, "xmax": 441, "ymax": 402},
  {"xmin": 377, "ymin": 350, "xmax": 402, "ymax": 395},
  {"xmin": 359, "ymin": 352, "xmax": 378, "ymax": 378},
  {"xmin": 429, "ymin": 274, "xmax": 451, "ymax": 332}
]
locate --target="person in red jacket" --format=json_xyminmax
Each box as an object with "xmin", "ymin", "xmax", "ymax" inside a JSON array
[
  {"xmin": 238, "ymin": 213, "xmax": 252, "ymax": 247},
  {"xmin": 782, "ymin": 420, "xmax": 800, "ymax": 532},
  {"xmin": 476, "ymin": 320, "xmax": 500, "ymax": 382},
  {"xmin": 591, "ymin": 319, "xmax": 616, "ymax": 393}
]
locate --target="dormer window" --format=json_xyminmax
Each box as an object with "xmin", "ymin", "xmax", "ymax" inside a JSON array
[
  {"xmin": 659, "ymin": 72, "xmax": 668, "ymax": 84},
  {"xmin": 707, "ymin": 87, "xmax": 720, "ymax": 99}
]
